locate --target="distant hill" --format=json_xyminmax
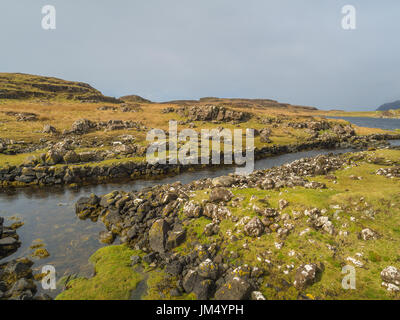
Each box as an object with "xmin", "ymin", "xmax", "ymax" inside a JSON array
[
  {"xmin": 377, "ymin": 100, "xmax": 400, "ymax": 111},
  {"xmin": 161, "ymin": 97, "xmax": 318, "ymax": 111},
  {"xmin": 0, "ymin": 73, "xmax": 319, "ymax": 112},
  {"xmin": 120, "ymin": 95, "xmax": 151, "ymax": 103},
  {"xmin": 0, "ymin": 73, "xmax": 121, "ymax": 103}
]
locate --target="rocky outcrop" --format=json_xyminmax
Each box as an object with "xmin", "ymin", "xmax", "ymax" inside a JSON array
[
  {"xmin": 62, "ymin": 118, "xmax": 147, "ymax": 135},
  {"xmin": 177, "ymin": 105, "xmax": 251, "ymax": 123},
  {"xmin": 2, "ymin": 111, "xmax": 38, "ymax": 122},
  {"xmin": 376, "ymin": 166, "xmax": 400, "ymax": 179}
]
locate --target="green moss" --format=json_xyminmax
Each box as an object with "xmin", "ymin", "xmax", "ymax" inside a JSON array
[
  {"xmin": 56, "ymin": 245, "xmax": 143, "ymax": 300},
  {"xmin": 0, "ymin": 149, "xmax": 46, "ymax": 168}
]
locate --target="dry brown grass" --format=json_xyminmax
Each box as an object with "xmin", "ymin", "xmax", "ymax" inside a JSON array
[
  {"xmin": 0, "ymin": 101, "xmax": 183, "ymax": 142},
  {"xmin": 0, "ymin": 100, "xmax": 390, "ymax": 146}
]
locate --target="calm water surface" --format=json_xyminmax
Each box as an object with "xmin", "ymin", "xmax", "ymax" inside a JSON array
[{"xmin": 327, "ymin": 116, "xmax": 400, "ymax": 131}]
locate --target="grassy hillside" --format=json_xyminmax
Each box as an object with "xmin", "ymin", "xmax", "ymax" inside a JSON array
[
  {"xmin": 0, "ymin": 73, "xmax": 120, "ymax": 103},
  {"xmin": 120, "ymin": 95, "xmax": 151, "ymax": 104},
  {"xmin": 377, "ymin": 100, "xmax": 400, "ymax": 111}
]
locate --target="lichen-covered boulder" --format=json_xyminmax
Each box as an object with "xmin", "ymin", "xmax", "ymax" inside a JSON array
[{"xmin": 197, "ymin": 259, "xmax": 218, "ymax": 280}]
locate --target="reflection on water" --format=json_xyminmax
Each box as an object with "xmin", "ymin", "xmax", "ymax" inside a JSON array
[{"xmin": 0, "ymin": 142, "xmax": 398, "ymax": 297}]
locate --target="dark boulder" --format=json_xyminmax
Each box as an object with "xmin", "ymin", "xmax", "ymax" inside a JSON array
[
  {"xmin": 149, "ymin": 219, "xmax": 169, "ymax": 253},
  {"xmin": 294, "ymin": 263, "xmax": 323, "ymax": 290}
]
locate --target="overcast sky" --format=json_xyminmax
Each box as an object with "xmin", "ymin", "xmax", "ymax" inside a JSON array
[{"xmin": 1, "ymin": 0, "xmax": 399, "ymax": 110}]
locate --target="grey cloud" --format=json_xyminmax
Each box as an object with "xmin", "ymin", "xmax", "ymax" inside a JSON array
[{"xmin": 0, "ymin": 0, "xmax": 399, "ymax": 110}]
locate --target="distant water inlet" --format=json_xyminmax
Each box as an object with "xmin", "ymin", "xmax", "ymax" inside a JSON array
[{"xmin": 327, "ymin": 116, "xmax": 400, "ymax": 131}]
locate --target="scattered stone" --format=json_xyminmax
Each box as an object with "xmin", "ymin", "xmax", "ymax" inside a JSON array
[
  {"xmin": 31, "ymin": 248, "xmax": 50, "ymax": 259},
  {"xmin": 183, "ymin": 201, "xmax": 202, "ymax": 218},
  {"xmin": 346, "ymin": 257, "xmax": 364, "ymax": 268},
  {"xmin": 99, "ymin": 231, "xmax": 115, "ymax": 244},
  {"xmin": 212, "ymin": 176, "xmax": 235, "ymax": 187},
  {"xmin": 381, "ymin": 266, "xmax": 400, "ymax": 290},
  {"xmin": 165, "ymin": 260, "xmax": 183, "ymax": 276},
  {"xmin": 360, "ymin": 228, "xmax": 379, "ymax": 241},
  {"xmin": 294, "ymin": 263, "xmax": 322, "ymax": 290},
  {"xmin": 130, "ymin": 255, "xmax": 141, "ymax": 265},
  {"xmin": 193, "ymin": 279, "xmax": 214, "ymax": 300},
  {"xmin": 42, "ymin": 124, "xmax": 57, "ymax": 134},
  {"xmin": 142, "ymin": 252, "xmax": 156, "ymax": 264},
  {"xmin": 244, "ymin": 217, "xmax": 264, "ymax": 237},
  {"xmin": 279, "ymin": 199, "xmax": 289, "ymax": 210},
  {"xmin": 251, "ymin": 291, "xmax": 267, "ymax": 300},
  {"xmin": 214, "ymin": 277, "xmax": 252, "ymax": 300},
  {"xmin": 209, "ymin": 188, "xmax": 233, "ymax": 203},
  {"xmin": 182, "ymin": 270, "xmax": 200, "ymax": 293}
]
